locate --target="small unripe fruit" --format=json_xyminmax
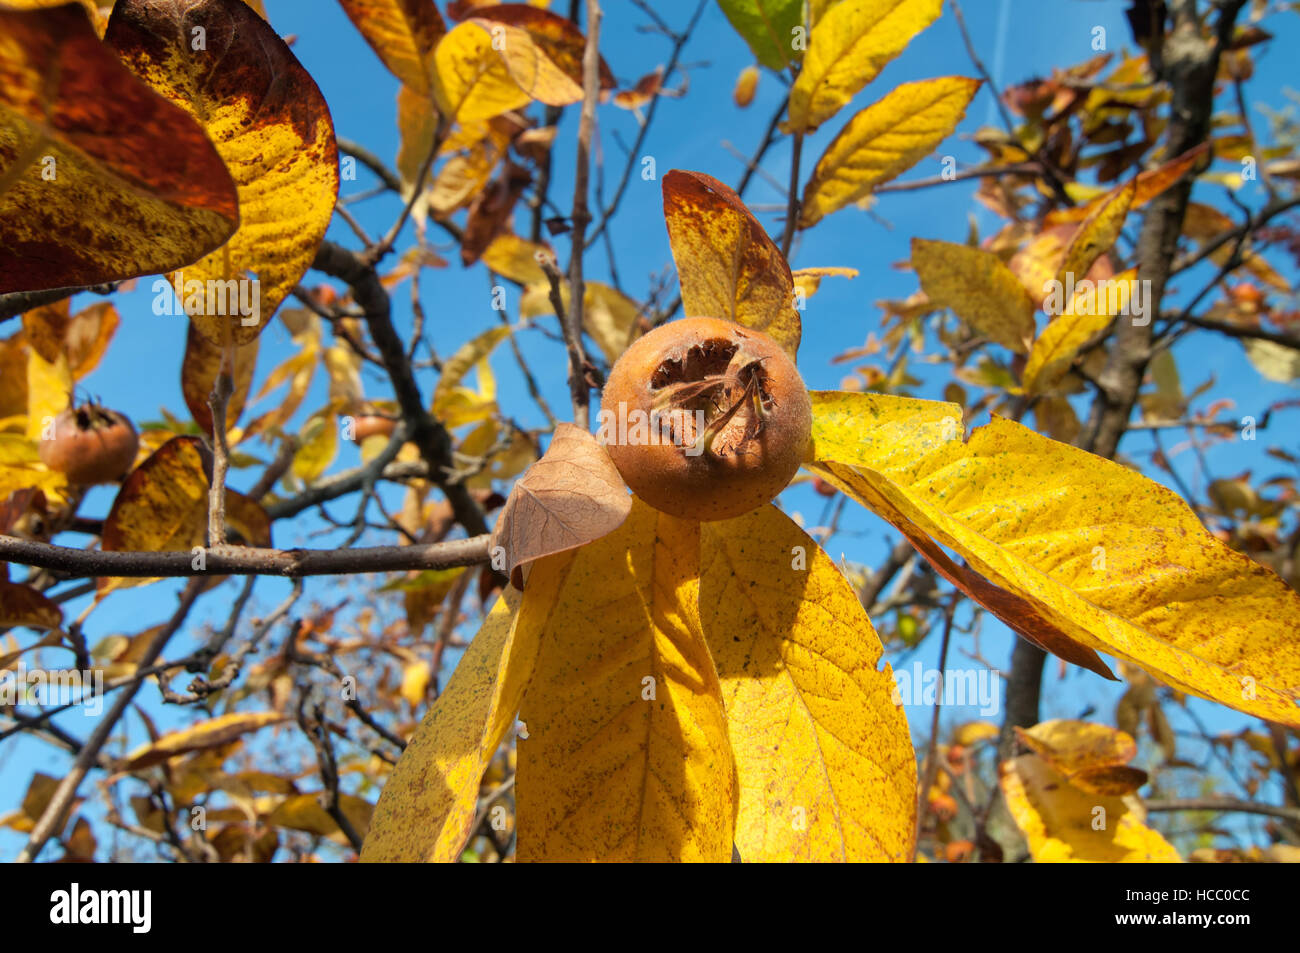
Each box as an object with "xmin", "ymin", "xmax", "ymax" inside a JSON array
[
  {"xmin": 39, "ymin": 402, "xmax": 139, "ymax": 485},
  {"xmin": 599, "ymin": 317, "xmax": 811, "ymax": 522}
]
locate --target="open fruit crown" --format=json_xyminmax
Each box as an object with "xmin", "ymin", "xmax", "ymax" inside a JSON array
[{"xmin": 362, "ymin": 170, "xmax": 1300, "ymax": 864}]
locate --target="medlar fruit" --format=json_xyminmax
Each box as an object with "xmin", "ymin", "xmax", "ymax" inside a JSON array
[
  {"xmin": 599, "ymin": 316, "xmax": 811, "ymax": 521},
  {"xmin": 39, "ymin": 402, "xmax": 140, "ymax": 486}
]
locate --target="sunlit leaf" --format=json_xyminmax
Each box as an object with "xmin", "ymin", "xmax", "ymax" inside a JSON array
[
  {"xmin": 700, "ymin": 505, "xmax": 915, "ymax": 861},
  {"xmin": 785, "ymin": 0, "xmax": 942, "ymax": 133},
  {"xmin": 431, "ymin": 20, "xmax": 530, "ymax": 120},
  {"xmin": 662, "ymin": 169, "xmax": 800, "ymax": 358},
  {"xmin": 0, "ymin": 4, "xmax": 237, "ymax": 293},
  {"xmin": 106, "ymin": 0, "xmax": 339, "ymax": 344},
  {"xmin": 338, "ymin": 0, "xmax": 447, "ymax": 96},
  {"xmin": 801, "ymin": 76, "xmax": 979, "ymax": 227},
  {"xmin": 1024, "ymin": 269, "xmax": 1134, "ymax": 395},
  {"xmin": 118, "ymin": 711, "xmax": 286, "ymax": 772},
  {"xmin": 516, "ymin": 501, "xmax": 737, "ymax": 862},
  {"xmin": 809, "ymin": 391, "xmax": 1300, "ymax": 727},
  {"xmin": 1000, "ymin": 753, "xmax": 1179, "ymax": 862},
  {"xmin": 363, "ymin": 587, "xmax": 550, "ymax": 862},
  {"xmin": 912, "ymin": 238, "xmax": 1036, "ymax": 354}
]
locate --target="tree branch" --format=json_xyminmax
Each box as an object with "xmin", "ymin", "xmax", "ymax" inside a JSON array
[{"xmin": 0, "ymin": 533, "xmax": 491, "ymax": 578}]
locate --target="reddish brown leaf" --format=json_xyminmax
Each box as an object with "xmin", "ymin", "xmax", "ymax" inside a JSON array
[
  {"xmin": 0, "ymin": 580, "xmax": 62, "ymax": 630},
  {"xmin": 489, "ymin": 423, "xmax": 632, "ymax": 588},
  {"xmin": 0, "ymin": 4, "xmax": 238, "ymax": 293}
]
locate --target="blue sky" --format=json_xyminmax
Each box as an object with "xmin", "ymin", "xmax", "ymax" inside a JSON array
[{"xmin": 4, "ymin": 0, "xmax": 1298, "ymax": 857}]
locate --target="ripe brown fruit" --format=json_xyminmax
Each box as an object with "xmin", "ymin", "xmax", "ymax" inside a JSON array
[
  {"xmin": 928, "ymin": 792, "xmax": 959, "ymax": 822},
  {"xmin": 945, "ymin": 839, "xmax": 975, "ymax": 863},
  {"xmin": 39, "ymin": 403, "xmax": 139, "ymax": 486},
  {"xmin": 349, "ymin": 407, "xmax": 396, "ymax": 443},
  {"xmin": 599, "ymin": 316, "xmax": 811, "ymax": 521}
]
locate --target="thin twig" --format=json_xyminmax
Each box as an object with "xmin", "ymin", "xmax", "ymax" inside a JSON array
[{"xmin": 17, "ymin": 579, "xmax": 204, "ymax": 863}]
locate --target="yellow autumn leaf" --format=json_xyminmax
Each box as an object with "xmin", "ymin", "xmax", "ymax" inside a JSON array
[
  {"xmin": 516, "ymin": 501, "xmax": 737, "ymax": 862},
  {"xmin": 801, "ymin": 76, "xmax": 980, "ymax": 227},
  {"xmin": 25, "ymin": 349, "xmax": 71, "ymax": 441},
  {"xmin": 662, "ymin": 169, "xmax": 800, "ymax": 358},
  {"xmin": 1024, "ymin": 268, "xmax": 1135, "ymax": 395},
  {"xmin": 700, "ymin": 505, "xmax": 915, "ymax": 861},
  {"xmin": 520, "ymin": 279, "xmax": 643, "ymax": 363},
  {"xmin": 1054, "ymin": 180, "xmax": 1135, "ymax": 289},
  {"xmin": 786, "ymin": 0, "xmax": 943, "ymax": 133},
  {"xmin": 911, "ymin": 238, "xmax": 1036, "ymax": 354},
  {"xmin": 1243, "ymin": 338, "xmax": 1300, "ymax": 382},
  {"xmin": 362, "ymin": 587, "xmax": 549, "ymax": 862},
  {"xmin": 432, "ymin": 325, "xmax": 510, "ymax": 426},
  {"xmin": 1015, "ymin": 720, "xmax": 1147, "ymax": 796},
  {"xmin": 292, "ymin": 410, "xmax": 339, "ymax": 484},
  {"xmin": 118, "ymin": 711, "xmax": 286, "ymax": 771},
  {"xmin": 953, "ymin": 720, "xmax": 999, "ymax": 746},
  {"xmin": 100, "ymin": 436, "xmax": 271, "ymax": 590},
  {"xmin": 180, "ymin": 321, "xmax": 260, "ymax": 436},
  {"xmin": 431, "ymin": 20, "xmax": 531, "ymax": 121},
  {"xmin": 399, "ymin": 659, "xmax": 433, "ymax": 708},
  {"xmin": 1000, "ymin": 753, "xmax": 1180, "ymax": 862},
  {"xmin": 106, "ymin": 0, "xmax": 339, "ymax": 344},
  {"xmin": 427, "ymin": 146, "xmax": 497, "ymax": 215},
  {"xmin": 1046, "ymin": 143, "xmax": 1208, "ymax": 226},
  {"xmin": 807, "ymin": 390, "xmax": 1300, "ymax": 728},
  {"xmin": 267, "ymin": 792, "xmax": 375, "ymax": 844},
  {"xmin": 733, "ymin": 64, "xmax": 759, "ymax": 107},
  {"xmin": 481, "ymin": 233, "xmax": 551, "ymax": 284},
  {"xmin": 338, "ymin": 0, "xmax": 447, "ymax": 96}
]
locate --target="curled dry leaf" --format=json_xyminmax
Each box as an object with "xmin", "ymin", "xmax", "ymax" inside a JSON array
[
  {"xmin": 20, "ymin": 301, "xmax": 121, "ymax": 381},
  {"xmin": 0, "ymin": 580, "xmax": 62, "ymax": 630},
  {"xmin": 0, "ymin": 4, "xmax": 238, "ymax": 293},
  {"xmin": 489, "ymin": 423, "xmax": 632, "ymax": 589},
  {"xmin": 467, "ymin": 3, "xmax": 614, "ymax": 105},
  {"xmin": 1014, "ymin": 720, "xmax": 1148, "ymax": 796}
]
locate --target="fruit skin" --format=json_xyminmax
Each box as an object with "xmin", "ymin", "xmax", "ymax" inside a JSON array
[
  {"xmin": 39, "ymin": 403, "xmax": 139, "ymax": 486},
  {"xmin": 599, "ymin": 316, "xmax": 811, "ymax": 522},
  {"xmin": 349, "ymin": 408, "xmax": 396, "ymax": 443}
]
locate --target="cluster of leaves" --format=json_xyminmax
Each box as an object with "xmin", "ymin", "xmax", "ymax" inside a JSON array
[{"xmin": 0, "ymin": 0, "xmax": 1298, "ymax": 863}]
